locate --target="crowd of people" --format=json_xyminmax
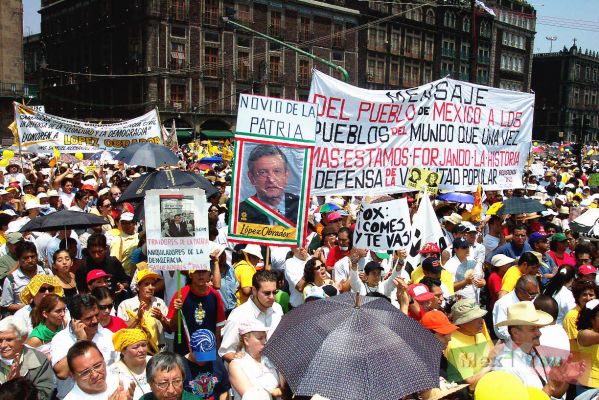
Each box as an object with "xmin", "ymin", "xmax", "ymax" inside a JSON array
[{"xmin": 0, "ymin": 144, "xmax": 598, "ymax": 400}]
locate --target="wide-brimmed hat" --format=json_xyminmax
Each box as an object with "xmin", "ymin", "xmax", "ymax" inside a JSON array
[
  {"xmin": 442, "ymin": 213, "xmax": 462, "ymax": 225},
  {"xmin": 451, "ymin": 298, "xmax": 487, "ymax": 325},
  {"xmin": 421, "ymin": 383, "xmax": 469, "ymax": 400},
  {"xmin": 491, "ymin": 254, "xmax": 515, "ymax": 268},
  {"xmin": 20, "ymin": 274, "xmax": 64, "ymax": 304},
  {"xmin": 495, "ymin": 301, "xmax": 553, "ymax": 327},
  {"xmin": 242, "ymin": 244, "xmax": 263, "ymax": 260}
]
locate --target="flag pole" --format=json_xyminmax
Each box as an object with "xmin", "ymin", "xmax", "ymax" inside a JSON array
[{"xmin": 177, "ymin": 270, "xmax": 182, "ymax": 344}]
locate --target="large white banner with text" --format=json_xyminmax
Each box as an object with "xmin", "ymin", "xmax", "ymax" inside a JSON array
[{"xmin": 308, "ymin": 71, "xmax": 534, "ymax": 194}]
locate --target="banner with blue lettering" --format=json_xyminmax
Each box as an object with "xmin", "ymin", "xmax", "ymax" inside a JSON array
[
  {"xmin": 229, "ymin": 94, "xmax": 317, "ymax": 247},
  {"xmin": 308, "ymin": 71, "xmax": 534, "ymax": 195}
]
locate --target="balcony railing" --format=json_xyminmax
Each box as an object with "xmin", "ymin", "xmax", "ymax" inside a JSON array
[
  {"xmin": 203, "ymin": 10, "xmax": 219, "ymax": 26},
  {"xmin": 441, "ymin": 48, "xmax": 456, "ymax": 58},
  {"xmin": 297, "ymin": 76, "xmax": 311, "ymax": 87},
  {"xmin": 460, "ymin": 51, "xmax": 470, "ymax": 61},
  {"xmin": 235, "ymin": 67, "xmax": 252, "ymax": 81},
  {"xmin": 459, "ymin": 72, "xmax": 469, "ymax": 81},
  {"xmin": 162, "ymin": 100, "xmax": 189, "ymax": 112},
  {"xmin": 478, "ymin": 55, "xmax": 490, "ymax": 64},
  {"xmin": 202, "ymin": 64, "xmax": 223, "ymax": 78},
  {"xmin": 0, "ymin": 82, "xmax": 39, "ymax": 98}
]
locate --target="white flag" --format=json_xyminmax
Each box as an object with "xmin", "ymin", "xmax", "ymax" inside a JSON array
[{"xmin": 475, "ymin": 0, "xmax": 496, "ymax": 16}]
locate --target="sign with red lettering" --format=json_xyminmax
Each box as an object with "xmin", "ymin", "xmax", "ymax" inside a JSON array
[{"xmin": 308, "ymin": 71, "xmax": 534, "ymax": 194}]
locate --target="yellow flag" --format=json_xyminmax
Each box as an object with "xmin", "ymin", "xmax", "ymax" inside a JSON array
[{"xmin": 48, "ymin": 146, "xmax": 60, "ymax": 167}]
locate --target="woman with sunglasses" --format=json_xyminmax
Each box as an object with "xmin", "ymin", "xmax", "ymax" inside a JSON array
[
  {"xmin": 14, "ymin": 274, "xmax": 64, "ymax": 333},
  {"xmin": 90, "ymin": 194, "xmax": 116, "ymax": 233},
  {"xmin": 26, "ymin": 293, "xmax": 66, "ymax": 357},
  {"xmin": 53, "ymin": 249, "xmax": 78, "ymax": 297},
  {"xmin": 302, "ymin": 258, "xmax": 341, "ymax": 299},
  {"xmin": 91, "ymin": 286, "xmax": 128, "ymax": 333}
]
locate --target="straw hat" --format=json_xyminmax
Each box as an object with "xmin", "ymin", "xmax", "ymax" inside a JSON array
[
  {"xmin": 495, "ymin": 301, "xmax": 553, "ymax": 327},
  {"xmin": 421, "ymin": 383, "xmax": 469, "ymax": 400}
]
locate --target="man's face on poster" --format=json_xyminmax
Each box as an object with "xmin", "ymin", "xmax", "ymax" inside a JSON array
[
  {"xmin": 248, "ymin": 154, "xmax": 290, "ymax": 206},
  {"xmin": 175, "ymin": 215, "xmax": 182, "ymax": 224}
]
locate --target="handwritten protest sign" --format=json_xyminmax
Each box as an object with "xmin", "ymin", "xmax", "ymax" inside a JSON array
[
  {"xmin": 354, "ymin": 198, "xmax": 412, "ymax": 251},
  {"xmin": 145, "ymin": 189, "xmax": 210, "ymax": 271},
  {"xmin": 406, "ymin": 167, "xmax": 440, "ymax": 194},
  {"xmin": 14, "ymin": 102, "xmax": 162, "ymax": 153},
  {"xmin": 229, "ymin": 94, "xmax": 317, "ymax": 247},
  {"xmin": 308, "ymin": 71, "xmax": 534, "ymax": 195}
]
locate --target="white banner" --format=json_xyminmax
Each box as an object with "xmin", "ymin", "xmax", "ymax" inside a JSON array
[
  {"xmin": 308, "ymin": 71, "xmax": 534, "ymax": 195},
  {"xmin": 145, "ymin": 189, "xmax": 210, "ymax": 271},
  {"xmin": 14, "ymin": 102, "xmax": 162, "ymax": 153},
  {"xmin": 353, "ymin": 198, "xmax": 412, "ymax": 251}
]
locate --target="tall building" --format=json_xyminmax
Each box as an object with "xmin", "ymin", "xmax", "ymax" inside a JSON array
[
  {"xmin": 39, "ymin": 0, "xmax": 360, "ymax": 141},
  {"xmin": 0, "ymin": 0, "xmax": 39, "ymax": 144},
  {"xmin": 532, "ymin": 44, "xmax": 599, "ymax": 142}
]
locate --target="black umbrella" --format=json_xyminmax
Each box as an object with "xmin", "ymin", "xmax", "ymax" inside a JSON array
[
  {"xmin": 19, "ymin": 210, "xmax": 108, "ymax": 232},
  {"xmin": 496, "ymin": 197, "xmax": 547, "ymax": 215},
  {"xmin": 118, "ymin": 170, "xmax": 218, "ymax": 203},
  {"xmin": 263, "ymin": 293, "xmax": 443, "ymax": 400},
  {"xmin": 114, "ymin": 142, "xmax": 180, "ymax": 168}
]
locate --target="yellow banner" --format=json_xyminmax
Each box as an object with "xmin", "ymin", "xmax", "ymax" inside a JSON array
[
  {"xmin": 406, "ymin": 167, "xmax": 440, "ymax": 194},
  {"xmin": 235, "ymin": 222, "xmax": 296, "ymax": 241}
]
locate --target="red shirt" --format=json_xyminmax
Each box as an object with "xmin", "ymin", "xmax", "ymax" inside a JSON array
[
  {"xmin": 104, "ymin": 315, "xmax": 128, "ymax": 333},
  {"xmin": 487, "ymin": 271, "xmax": 503, "ymax": 309},
  {"xmin": 548, "ymin": 250, "xmax": 576, "ymax": 267},
  {"xmin": 326, "ymin": 246, "xmax": 350, "ymax": 268}
]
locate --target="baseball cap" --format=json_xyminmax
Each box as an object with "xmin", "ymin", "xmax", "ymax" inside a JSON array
[
  {"xmin": 136, "ymin": 269, "xmax": 161, "ymax": 285},
  {"xmin": 418, "ymin": 243, "xmax": 441, "ymax": 255},
  {"xmin": 422, "ymin": 256, "xmax": 442, "ymax": 274},
  {"xmin": 364, "ymin": 261, "xmax": 384, "ymax": 274},
  {"xmin": 579, "ymin": 265, "xmax": 598, "ymax": 276},
  {"xmin": 5, "ymin": 232, "xmax": 23, "ymax": 245},
  {"xmin": 408, "ymin": 283, "xmax": 434, "ymax": 302},
  {"xmin": 421, "ymin": 310, "xmax": 458, "ymax": 334},
  {"xmin": 491, "ymin": 254, "xmax": 515, "ymax": 268},
  {"xmin": 47, "ymin": 190, "xmax": 59, "ymax": 197},
  {"xmin": 528, "ymin": 232, "xmax": 547, "ymax": 245},
  {"xmin": 190, "ymin": 329, "xmax": 217, "ymax": 362},
  {"xmin": 326, "ymin": 212, "xmax": 342, "ymax": 222},
  {"xmin": 238, "ymin": 321, "xmax": 269, "ymax": 336},
  {"xmin": 373, "ymin": 251, "xmax": 390, "ymax": 260},
  {"xmin": 462, "ymin": 222, "xmax": 478, "ymax": 233},
  {"xmin": 551, "ymin": 232, "xmax": 568, "ymax": 242},
  {"xmin": 36, "ymin": 193, "xmax": 48, "ymax": 199},
  {"xmin": 86, "ymin": 269, "xmax": 112, "ymax": 284},
  {"xmin": 25, "ymin": 200, "xmax": 40, "ymax": 210},
  {"xmin": 120, "ymin": 212, "xmax": 135, "ymax": 222},
  {"xmin": 452, "ymin": 237, "xmax": 469, "ymax": 249},
  {"xmin": 304, "ymin": 286, "xmax": 326, "ymax": 300}
]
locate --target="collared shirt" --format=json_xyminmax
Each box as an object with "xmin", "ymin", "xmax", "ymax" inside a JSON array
[
  {"xmin": 110, "ymin": 232, "xmax": 138, "ymax": 275},
  {"xmin": 218, "ymin": 297, "xmax": 283, "ymax": 358},
  {"xmin": 493, "ymin": 344, "xmax": 549, "ymax": 390},
  {"xmin": 492, "ymin": 290, "xmax": 519, "ymax": 342},
  {"xmin": 284, "ymin": 256, "xmax": 307, "ymax": 308},
  {"xmin": 218, "ymin": 265, "xmax": 239, "ymax": 312},
  {"xmin": 63, "ymin": 370, "xmax": 120, "ymax": 400},
  {"xmin": 0, "ymin": 265, "xmax": 50, "ymax": 306}
]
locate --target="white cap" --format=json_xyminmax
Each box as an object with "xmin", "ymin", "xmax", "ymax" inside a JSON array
[
  {"xmin": 541, "ymin": 209, "xmax": 558, "ymax": 217},
  {"xmin": 241, "ymin": 244, "xmax": 263, "ymax": 260},
  {"xmin": 98, "ymin": 187, "xmax": 110, "ymax": 197},
  {"xmin": 25, "ymin": 200, "xmax": 40, "ymax": 210},
  {"xmin": 47, "ymin": 190, "xmax": 59, "ymax": 197},
  {"xmin": 37, "ymin": 193, "xmax": 48, "ymax": 199},
  {"xmin": 462, "ymin": 221, "xmax": 477, "ymax": 232},
  {"xmin": 238, "ymin": 321, "xmax": 268, "ymax": 336},
  {"xmin": 120, "ymin": 212, "xmax": 135, "ymax": 222},
  {"xmin": 491, "ymin": 254, "xmax": 515, "ymax": 267}
]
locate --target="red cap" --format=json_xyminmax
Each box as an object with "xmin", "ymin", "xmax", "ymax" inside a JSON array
[
  {"xmin": 86, "ymin": 269, "xmax": 112, "ymax": 284},
  {"xmin": 418, "ymin": 243, "xmax": 441, "ymax": 255},
  {"xmin": 421, "ymin": 310, "xmax": 458, "ymax": 335},
  {"xmin": 81, "ymin": 184, "xmax": 96, "ymax": 192},
  {"xmin": 408, "ymin": 283, "xmax": 434, "ymax": 302},
  {"xmin": 579, "ymin": 265, "xmax": 598, "ymax": 276},
  {"xmin": 326, "ymin": 212, "xmax": 342, "ymax": 222}
]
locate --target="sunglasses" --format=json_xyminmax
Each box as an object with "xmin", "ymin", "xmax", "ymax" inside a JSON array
[
  {"xmin": 38, "ymin": 286, "xmax": 55, "ymax": 294},
  {"xmin": 98, "ymin": 302, "xmax": 114, "ymax": 311}
]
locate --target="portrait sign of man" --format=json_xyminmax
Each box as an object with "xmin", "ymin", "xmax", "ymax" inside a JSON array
[
  {"xmin": 238, "ymin": 144, "xmax": 299, "ymax": 226},
  {"xmin": 168, "ymin": 214, "xmax": 192, "ymax": 237}
]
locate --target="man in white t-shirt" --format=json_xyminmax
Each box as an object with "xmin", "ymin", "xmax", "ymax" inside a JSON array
[
  {"xmin": 51, "ymin": 294, "xmax": 118, "ymax": 399},
  {"xmin": 284, "ymin": 247, "xmax": 309, "ymax": 309},
  {"xmin": 64, "ymin": 340, "xmax": 134, "ymax": 400}
]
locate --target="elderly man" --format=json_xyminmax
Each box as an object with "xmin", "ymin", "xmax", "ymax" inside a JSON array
[
  {"xmin": 51, "ymin": 294, "xmax": 118, "ymax": 399},
  {"xmin": 64, "ymin": 340, "xmax": 134, "ymax": 400},
  {"xmin": 0, "ymin": 316, "xmax": 54, "ymax": 400},
  {"xmin": 238, "ymin": 144, "xmax": 299, "ymax": 226},
  {"xmin": 493, "ymin": 301, "xmax": 583, "ymax": 398},
  {"xmin": 492, "ymin": 275, "xmax": 539, "ymax": 342},
  {"xmin": 141, "ymin": 352, "xmax": 199, "ymax": 400},
  {"xmin": 219, "ymin": 270, "xmax": 282, "ymax": 363}
]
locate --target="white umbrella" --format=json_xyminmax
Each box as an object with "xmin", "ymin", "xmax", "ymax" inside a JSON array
[{"xmin": 570, "ymin": 208, "xmax": 599, "ymax": 240}]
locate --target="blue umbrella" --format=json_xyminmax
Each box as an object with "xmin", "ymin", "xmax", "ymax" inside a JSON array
[
  {"xmin": 437, "ymin": 192, "xmax": 475, "ymax": 204},
  {"xmin": 199, "ymin": 155, "xmax": 222, "ymax": 163},
  {"xmin": 114, "ymin": 142, "xmax": 180, "ymax": 168}
]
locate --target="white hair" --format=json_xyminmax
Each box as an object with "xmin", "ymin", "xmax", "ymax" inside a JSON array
[{"xmin": 0, "ymin": 316, "xmax": 29, "ymax": 339}]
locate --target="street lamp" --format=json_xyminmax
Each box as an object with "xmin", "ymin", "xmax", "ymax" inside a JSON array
[{"xmin": 546, "ymin": 36, "xmax": 557, "ymax": 52}]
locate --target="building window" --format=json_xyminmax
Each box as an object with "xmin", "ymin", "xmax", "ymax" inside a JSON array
[
  {"xmin": 269, "ymin": 56, "xmax": 281, "ymax": 82},
  {"xmin": 499, "ymin": 80, "xmax": 523, "ymax": 92},
  {"xmin": 204, "ymin": 31, "xmax": 219, "ymax": 43},
  {"xmin": 204, "ymin": 86, "xmax": 220, "ymax": 113},
  {"xmin": 586, "ymin": 66, "xmax": 591, "ymax": 80},
  {"xmin": 368, "ymin": 27, "xmax": 387, "ymax": 52},
  {"xmin": 203, "ymin": 0, "xmax": 218, "ymax": 25},
  {"xmin": 441, "ymin": 61, "xmax": 454, "ymax": 77},
  {"xmin": 332, "ymin": 23, "xmax": 344, "ymax": 48},
  {"xmin": 172, "ymin": 0, "xmax": 187, "ymax": 20},
  {"xmin": 480, "ymin": 21, "xmax": 491, "ymax": 37},
  {"xmin": 459, "ymin": 64, "xmax": 469, "ymax": 81},
  {"xmin": 574, "ymin": 64, "xmax": 581, "ymax": 80},
  {"xmin": 424, "ymin": 35, "xmax": 434, "ymax": 61},
  {"xmin": 462, "ymin": 17, "xmax": 470, "ymax": 33},
  {"xmin": 477, "ymin": 68, "xmax": 489, "ymax": 84},
  {"xmin": 204, "ymin": 47, "xmax": 219, "ymax": 76},
  {"xmin": 299, "ymin": 16, "xmax": 311, "ymax": 42},
  {"xmin": 406, "ymin": 7, "xmax": 422, "ymax": 22},
  {"xmin": 270, "ymin": 10, "xmax": 282, "ymax": 37},
  {"xmin": 405, "ymin": 30, "xmax": 421, "ymax": 58},
  {"xmin": 367, "ymin": 55, "xmax": 385, "ymax": 84},
  {"xmin": 298, "ymin": 59, "xmax": 310, "ymax": 87},
  {"xmin": 170, "ymin": 42, "xmax": 186, "ymax": 70},
  {"xmin": 237, "ymin": 51, "xmax": 250, "ymax": 80},
  {"xmin": 426, "ymin": 9, "xmax": 435, "ymax": 24},
  {"xmin": 441, "ymin": 39, "xmax": 455, "ymax": 58},
  {"xmin": 390, "ymin": 61, "xmax": 400, "ymax": 86},
  {"xmin": 332, "ymin": 51, "xmax": 344, "ymax": 62},
  {"xmin": 238, "ymin": 36, "xmax": 251, "ymax": 48},
  {"xmin": 444, "ymin": 11, "xmax": 456, "ymax": 28},
  {"xmin": 478, "ymin": 46, "xmax": 490, "ymax": 64},
  {"xmin": 500, "ymin": 53, "xmax": 524, "ymax": 73},
  {"xmin": 171, "ymin": 83, "xmax": 186, "ymax": 108},
  {"xmin": 171, "ymin": 26, "xmax": 186, "ymax": 38},
  {"xmin": 502, "ymin": 32, "xmax": 525, "ymax": 50},
  {"xmin": 403, "ymin": 60, "xmax": 420, "ymax": 87},
  {"xmin": 424, "ymin": 64, "xmax": 433, "ymax": 82},
  {"xmin": 460, "ymin": 42, "xmax": 470, "ymax": 60},
  {"xmin": 238, "ymin": 3, "xmax": 251, "ymax": 23}
]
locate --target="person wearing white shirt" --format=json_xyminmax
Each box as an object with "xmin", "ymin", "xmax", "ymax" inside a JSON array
[
  {"xmin": 51, "ymin": 294, "xmax": 118, "ymax": 399},
  {"xmin": 348, "ymin": 258, "xmax": 402, "ymax": 297},
  {"xmin": 218, "ymin": 270, "xmax": 283, "ymax": 363},
  {"xmin": 534, "ymin": 295, "xmax": 571, "ymax": 374},
  {"xmin": 444, "ymin": 238, "xmax": 485, "ymax": 301},
  {"xmin": 284, "ymin": 247, "xmax": 309, "ymax": 308},
  {"xmin": 543, "ymin": 266, "xmax": 577, "ymax": 325},
  {"xmin": 64, "ymin": 340, "xmax": 133, "ymax": 400},
  {"xmin": 492, "ymin": 275, "xmax": 539, "ymax": 342}
]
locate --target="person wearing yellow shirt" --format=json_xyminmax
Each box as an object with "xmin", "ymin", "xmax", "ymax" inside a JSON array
[
  {"xmin": 564, "ymin": 279, "xmax": 599, "ymax": 356},
  {"xmin": 234, "ymin": 244, "xmax": 263, "ymax": 305},
  {"xmin": 446, "ymin": 299, "xmax": 493, "ymax": 389},
  {"xmin": 498, "ymin": 251, "xmax": 540, "ymax": 298},
  {"xmin": 410, "ymin": 242, "xmax": 454, "ymax": 296},
  {"xmin": 110, "ymin": 212, "xmax": 139, "ymax": 276},
  {"xmin": 574, "ymin": 299, "xmax": 599, "ymax": 395}
]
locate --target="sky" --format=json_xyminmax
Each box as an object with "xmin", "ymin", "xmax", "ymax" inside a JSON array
[{"xmin": 22, "ymin": 0, "xmax": 599, "ymax": 54}]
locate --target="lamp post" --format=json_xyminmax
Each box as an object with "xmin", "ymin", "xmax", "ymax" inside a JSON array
[{"xmin": 546, "ymin": 36, "xmax": 557, "ymax": 52}]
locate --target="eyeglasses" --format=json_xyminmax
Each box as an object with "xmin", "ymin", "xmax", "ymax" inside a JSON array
[
  {"xmin": 313, "ymin": 264, "xmax": 325, "ymax": 271},
  {"xmin": 38, "ymin": 286, "xmax": 55, "ymax": 294},
  {"xmin": 261, "ymin": 290, "xmax": 279, "ymax": 297},
  {"xmin": 98, "ymin": 302, "xmax": 114, "ymax": 311},
  {"xmin": 74, "ymin": 361, "xmax": 105, "ymax": 380},
  {"xmin": 153, "ymin": 378, "xmax": 184, "ymax": 390}
]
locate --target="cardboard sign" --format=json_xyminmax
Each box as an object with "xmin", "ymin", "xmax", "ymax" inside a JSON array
[
  {"xmin": 145, "ymin": 189, "xmax": 210, "ymax": 271},
  {"xmin": 354, "ymin": 198, "xmax": 412, "ymax": 251},
  {"xmin": 406, "ymin": 167, "xmax": 440, "ymax": 194}
]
